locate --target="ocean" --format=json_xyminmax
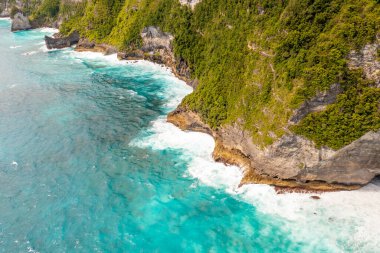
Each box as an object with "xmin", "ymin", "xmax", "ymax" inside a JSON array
[{"xmin": 0, "ymin": 18, "xmax": 379, "ymax": 253}]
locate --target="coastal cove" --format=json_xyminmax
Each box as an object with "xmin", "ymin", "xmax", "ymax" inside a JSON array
[{"xmin": 1, "ymin": 18, "xmax": 380, "ymax": 253}]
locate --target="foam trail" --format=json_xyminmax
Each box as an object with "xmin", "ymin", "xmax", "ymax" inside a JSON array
[
  {"xmin": 74, "ymin": 47, "xmax": 380, "ymax": 251},
  {"xmin": 22, "ymin": 51, "xmax": 38, "ymax": 56},
  {"xmin": 133, "ymin": 114, "xmax": 380, "ymax": 252},
  {"xmin": 38, "ymin": 27, "xmax": 59, "ymax": 33},
  {"xmin": 130, "ymin": 72, "xmax": 380, "ymax": 252}
]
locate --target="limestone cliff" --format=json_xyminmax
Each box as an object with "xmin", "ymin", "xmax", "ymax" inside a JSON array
[
  {"xmin": 27, "ymin": 0, "xmax": 380, "ymax": 190},
  {"xmin": 168, "ymin": 107, "xmax": 379, "ymax": 190}
]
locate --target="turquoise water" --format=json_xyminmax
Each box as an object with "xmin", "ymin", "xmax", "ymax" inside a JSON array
[{"xmin": 0, "ymin": 19, "xmax": 378, "ymax": 253}]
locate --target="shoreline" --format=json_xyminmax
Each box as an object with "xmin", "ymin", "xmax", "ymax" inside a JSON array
[
  {"xmin": 72, "ymin": 41, "xmax": 364, "ymax": 192},
  {"xmin": 7, "ymin": 25, "xmax": 380, "ymax": 251},
  {"xmin": 31, "ymin": 23, "xmax": 371, "ymax": 192}
]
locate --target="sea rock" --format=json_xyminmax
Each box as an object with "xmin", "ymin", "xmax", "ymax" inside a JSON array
[
  {"xmin": 11, "ymin": 12, "xmax": 31, "ymax": 32},
  {"xmin": 141, "ymin": 26, "xmax": 174, "ymax": 52},
  {"xmin": 45, "ymin": 31, "xmax": 80, "ymax": 49}
]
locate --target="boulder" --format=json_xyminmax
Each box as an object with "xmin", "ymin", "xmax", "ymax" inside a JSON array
[
  {"xmin": 11, "ymin": 12, "xmax": 31, "ymax": 32},
  {"xmin": 45, "ymin": 31, "xmax": 80, "ymax": 49}
]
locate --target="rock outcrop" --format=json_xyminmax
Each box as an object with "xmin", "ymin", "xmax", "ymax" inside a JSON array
[
  {"xmin": 117, "ymin": 26, "xmax": 195, "ymax": 85},
  {"xmin": 11, "ymin": 12, "xmax": 31, "ymax": 32},
  {"xmin": 179, "ymin": 0, "xmax": 202, "ymax": 9},
  {"xmin": 289, "ymin": 84, "xmax": 342, "ymax": 123},
  {"xmin": 75, "ymin": 38, "xmax": 117, "ymax": 55},
  {"xmin": 298, "ymin": 131, "xmax": 380, "ymax": 185},
  {"xmin": 168, "ymin": 107, "xmax": 379, "ymax": 190},
  {"xmin": 349, "ymin": 35, "xmax": 380, "ymax": 87},
  {"xmin": 45, "ymin": 31, "xmax": 80, "ymax": 49},
  {"xmin": 141, "ymin": 26, "xmax": 174, "ymax": 52},
  {"xmin": 0, "ymin": 9, "xmax": 10, "ymax": 18}
]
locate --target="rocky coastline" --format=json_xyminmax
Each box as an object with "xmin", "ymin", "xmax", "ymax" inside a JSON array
[
  {"xmin": 55, "ymin": 26, "xmax": 380, "ymax": 191},
  {"xmin": 10, "ymin": 12, "xmax": 379, "ymax": 191},
  {"xmin": 169, "ymin": 107, "xmax": 380, "ymax": 190}
]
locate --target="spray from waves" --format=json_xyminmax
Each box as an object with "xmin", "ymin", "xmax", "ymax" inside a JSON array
[
  {"xmin": 128, "ymin": 64, "xmax": 380, "ymax": 252},
  {"xmin": 38, "ymin": 27, "xmax": 59, "ymax": 34},
  {"xmin": 53, "ymin": 45, "xmax": 380, "ymax": 252},
  {"xmin": 22, "ymin": 51, "xmax": 38, "ymax": 56},
  {"xmin": 131, "ymin": 114, "xmax": 380, "ymax": 252}
]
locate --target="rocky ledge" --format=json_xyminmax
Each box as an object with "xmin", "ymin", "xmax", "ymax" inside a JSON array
[
  {"xmin": 75, "ymin": 38, "xmax": 117, "ymax": 55},
  {"xmin": 47, "ymin": 25, "xmax": 379, "ymax": 191},
  {"xmin": 45, "ymin": 31, "xmax": 80, "ymax": 49},
  {"xmin": 75, "ymin": 26, "xmax": 196, "ymax": 86},
  {"xmin": 168, "ymin": 107, "xmax": 379, "ymax": 191}
]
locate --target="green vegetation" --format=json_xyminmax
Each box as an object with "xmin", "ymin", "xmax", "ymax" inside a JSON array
[
  {"xmin": 33, "ymin": 0, "xmax": 60, "ymax": 19},
  {"xmin": 293, "ymin": 72, "xmax": 380, "ymax": 149},
  {"xmin": 59, "ymin": 0, "xmax": 380, "ymax": 149}
]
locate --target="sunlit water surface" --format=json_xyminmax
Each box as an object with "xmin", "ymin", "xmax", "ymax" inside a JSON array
[{"xmin": 0, "ymin": 19, "xmax": 379, "ymax": 253}]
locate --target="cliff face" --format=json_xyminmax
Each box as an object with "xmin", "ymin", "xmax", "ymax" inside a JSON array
[
  {"xmin": 167, "ymin": 34, "xmax": 380, "ymax": 189},
  {"xmin": 16, "ymin": 0, "xmax": 380, "ymax": 190},
  {"xmin": 168, "ymin": 108, "xmax": 380, "ymax": 190},
  {"xmin": 11, "ymin": 12, "xmax": 31, "ymax": 31}
]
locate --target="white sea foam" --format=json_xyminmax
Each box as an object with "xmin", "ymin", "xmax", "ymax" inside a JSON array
[
  {"xmin": 10, "ymin": 45, "xmax": 22, "ymax": 49},
  {"xmin": 38, "ymin": 27, "xmax": 59, "ymax": 34},
  {"xmin": 132, "ymin": 114, "xmax": 380, "ymax": 251},
  {"xmin": 129, "ymin": 72, "xmax": 380, "ymax": 252},
  {"xmin": 22, "ymin": 51, "xmax": 37, "ymax": 56},
  {"xmin": 73, "ymin": 47, "xmax": 380, "ymax": 251},
  {"xmin": 40, "ymin": 45, "xmax": 58, "ymax": 53},
  {"xmin": 68, "ymin": 51, "xmax": 124, "ymax": 65}
]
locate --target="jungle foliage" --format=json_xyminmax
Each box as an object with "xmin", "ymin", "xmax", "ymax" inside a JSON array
[{"xmin": 60, "ymin": 0, "xmax": 380, "ymax": 149}]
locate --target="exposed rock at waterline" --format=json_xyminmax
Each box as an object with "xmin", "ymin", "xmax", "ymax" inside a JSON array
[
  {"xmin": 75, "ymin": 38, "xmax": 117, "ymax": 55},
  {"xmin": 168, "ymin": 108, "xmax": 378, "ymax": 190},
  {"xmin": 45, "ymin": 31, "xmax": 80, "ymax": 49},
  {"xmin": 11, "ymin": 12, "xmax": 31, "ymax": 32}
]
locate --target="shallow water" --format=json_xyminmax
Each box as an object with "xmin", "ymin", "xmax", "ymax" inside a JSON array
[{"xmin": 0, "ymin": 19, "xmax": 379, "ymax": 253}]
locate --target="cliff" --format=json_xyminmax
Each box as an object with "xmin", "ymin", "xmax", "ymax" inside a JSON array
[
  {"xmin": 168, "ymin": 107, "xmax": 379, "ymax": 190},
  {"xmin": 16, "ymin": 0, "xmax": 380, "ymax": 190}
]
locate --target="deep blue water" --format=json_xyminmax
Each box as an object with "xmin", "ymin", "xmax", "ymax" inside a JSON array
[{"xmin": 0, "ymin": 19, "xmax": 377, "ymax": 253}]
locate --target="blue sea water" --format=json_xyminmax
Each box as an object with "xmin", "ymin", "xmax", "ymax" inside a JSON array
[{"xmin": 0, "ymin": 19, "xmax": 379, "ymax": 253}]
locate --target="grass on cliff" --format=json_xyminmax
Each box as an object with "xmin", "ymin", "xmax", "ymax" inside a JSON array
[{"xmin": 61, "ymin": 0, "xmax": 380, "ymax": 149}]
